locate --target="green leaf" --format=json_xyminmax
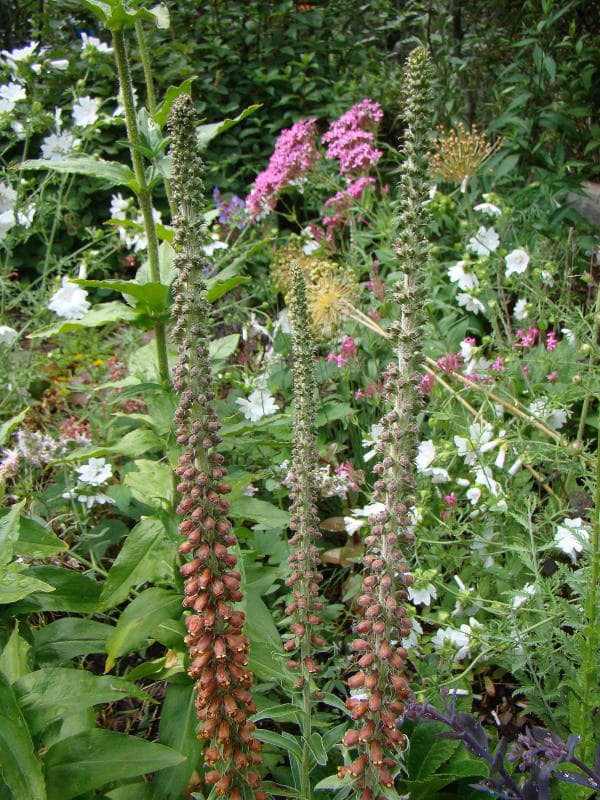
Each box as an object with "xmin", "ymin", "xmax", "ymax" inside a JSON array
[
  {"xmin": 98, "ymin": 516, "xmax": 177, "ymax": 610},
  {"xmin": 209, "ymin": 333, "xmax": 239, "ymax": 362},
  {"xmin": 73, "ymin": 278, "xmax": 170, "ymax": 311},
  {"xmin": 314, "ymin": 773, "xmax": 352, "ymax": 791},
  {"xmin": 306, "ymin": 732, "xmax": 328, "ymax": 766},
  {"xmin": 405, "ymin": 722, "xmax": 460, "ymax": 782},
  {"xmin": 104, "ymin": 588, "xmax": 181, "ymax": 672},
  {"xmin": 205, "ymin": 276, "xmax": 249, "ymax": 303},
  {"xmin": 153, "ymin": 77, "xmax": 196, "ymax": 127},
  {"xmin": 43, "ymin": 729, "xmax": 184, "ymax": 800},
  {"xmin": 245, "ymin": 593, "xmax": 282, "ymax": 653},
  {"xmin": 64, "ymin": 428, "xmax": 164, "ymax": 461},
  {"xmin": 0, "ymin": 672, "xmax": 46, "ymax": 800},
  {"xmin": 15, "ymin": 515, "xmax": 67, "ymax": 559},
  {"xmin": 0, "ymin": 408, "xmax": 28, "ymax": 447},
  {"xmin": 0, "ymin": 501, "xmax": 24, "ymax": 564},
  {"xmin": 14, "ymin": 668, "xmax": 151, "ymax": 735},
  {"xmin": 196, "ymin": 104, "xmax": 262, "ymax": 151},
  {"xmin": 316, "ymin": 401, "xmax": 355, "ymax": 428},
  {"xmin": 10, "ymin": 566, "xmax": 101, "ymax": 613},
  {"xmin": 228, "ymin": 496, "xmax": 290, "ymax": 530},
  {"xmin": 253, "ymin": 730, "xmax": 304, "ymax": 761},
  {"xmin": 0, "ymin": 566, "xmax": 55, "ymax": 605},
  {"xmin": 30, "ymin": 302, "xmax": 140, "ymax": 339},
  {"xmin": 123, "ymin": 459, "xmax": 174, "ymax": 509},
  {"xmin": 33, "ymin": 619, "xmax": 113, "ymax": 664},
  {"xmin": 250, "ymin": 703, "xmax": 301, "ymax": 725},
  {"xmin": 18, "ymin": 156, "xmax": 135, "ymax": 187},
  {"xmin": 0, "ymin": 625, "xmax": 31, "ymax": 683},
  {"xmin": 149, "ymin": 679, "xmax": 203, "ymax": 800}
]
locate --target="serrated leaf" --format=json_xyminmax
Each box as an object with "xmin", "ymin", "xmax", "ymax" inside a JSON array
[
  {"xmin": 104, "ymin": 588, "xmax": 181, "ymax": 672},
  {"xmin": 98, "ymin": 516, "xmax": 177, "ymax": 610},
  {"xmin": 18, "ymin": 156, "xmax": 135, "ymax": 187},
  {"xmin": 0, "ymin": 672, "xmax": 46, "ymax": 800},
  {"xmin": 43, "ymin": 729, "xmax": 184, "ymax": 800},
  {"xmin": 14, "ymin": 668, "xmax": 151, "ymax": 735},
  {"xmin": 405, "ymin": 722, "xmax": 460, "ymax": 782},
  {"xmin": 33, "ymin": 619, "xmax": 113, "ymax": 664}
]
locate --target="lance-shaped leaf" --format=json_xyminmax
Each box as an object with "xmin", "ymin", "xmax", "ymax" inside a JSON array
[
  {"xmin": 0, "ymin": 672, "xmax": 46, "ymax": 800},
  {"xmin": 196, "ymin": 104, "xmax": 262, "ymax": 151},
  {"xmin": 18, "ymin": 156, "xmax": 136, "ymax": 189}
]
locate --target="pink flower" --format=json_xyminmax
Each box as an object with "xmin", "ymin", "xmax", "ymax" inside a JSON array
[
  {"xmin": 522, "ymin": 365, "xmax": 530, "ymax": 375},
  {"xmin": 437, "ymin": 352, "xmax": 463, "ymax": 373},
  {"xmin": 322, "ymin": 99, "xmax": 383, "ymax": 178},
  {"xmin": 546, "ymin": 331, "xmax": 558, "ymax": 351},
  {"xmin": 246, "ymin": 118, "xmax": 320, "ymax": 220},
  {"xmin": 327, "ymin": 352, "xmax": 348, "ymax": 368},
  {"xmin": 546, "ymin": 370, "xmax": 559, "ymax": 382},
  {"xmin": 418, "ymin": 373, "xmax": 435, "ymax": 395},
  {"xmin": 322, "ymin": 176, "xmax": 376, "ymax": 231},
  {"xmin": 444, "ymin": 492, "xmax": 458, "ymax": 506},
  {"xmin": 514, "ymin": 327, "xmax": 539, "ymax": 349},
  {"xmin": 340, "ymin": 335, "xmax": 358, "ymax": 358},
  {"xmin": 490, "ymin": 357, "xmax": 506, "ymax": 372}
]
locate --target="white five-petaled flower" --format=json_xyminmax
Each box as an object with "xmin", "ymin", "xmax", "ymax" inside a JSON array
[
  {"xmin": 415, "ymin": 439, "xmax": 436, "ymax": 473},
  {"xmin": 431, "ymin": 617, "xmax": 482, "ymax": 662},
  {"xmin": 448, "ymin": 260, "xmax": 479, "ymax": 291},
  {"xmin": 0, "ymin": 82, "xmax": 26, "ymax": 104},
  {"xmin": 505, "ymin": 248, "xmax": 530, "ymax": 278},
  {"xmin": 466, "ymin": 226, "xmax": 500, "ymax": 256},
  {"xmin": 473, "ymin": 202, "xmax": 502, "ymax": 217},
  {"xmin": 235, "ymin": 388, "xmax": 278, "ymax": 422},
  {"xmin": 554, "ymin": 517, "xmax": 590, "ymax": 562},
  {"xmin": 512, "ymin": 583, "xmax": 536, "ymax": 609},
  {"xmin": 1, "ymin": 41, "xmax": 39, "ymax": 68},
  {"xmin": 514, "ymin": 298, "xmax": 529, "ymax": 320},
  {"xmin": 529, "ymin": 398, "xmax": 569, "ymax": 430},
  {"xmin": 343, "ymin": 501, "xmax": 387, "ymax": 536},
  {"xmin": 0, "ymin": 325, "xmax": 18, "ymax": 345},
  {"xmin": 408, "ymin": 582, "xmax": 437, "ymax": 607},
  {"xmin": 456, "ymin": 293, "xmax": 485, "ymax": 314},
  {"xmin": 72, "ymin": 96, "xmax": 101, "ymax": 128},
  {"xmin": 48, "ymin": 276, "xmax": 90, "ymax": 319},
  {"xmin": 80, "ymin": 32, "xmax": 113, "ymax": 54},
  {"xmin": 454, "ymin": 421, "xmax": 495, "ymax": 466},
  {"xmin": 362, "ymin": 423, "xmax": 383, "ymax": 462},
  {"xmin": 40, "ymin": 131, "xmax": 80, "ymax": 160},
  {"xmin": 75, "ymin": 457, "xmax": 113, "ymax": 486}
]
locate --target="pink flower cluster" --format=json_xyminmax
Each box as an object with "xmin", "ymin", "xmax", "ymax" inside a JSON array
[
  {"xmin": 322, "ymin": 99, "xmax": 383, "ymax": 177},
  {"xmin": 327, "ymin": 335, "xmax": 358, "ymax": 367},
  {"xmin": 514, "ymin": 327, "xmax": 539, "ymax": 348},
  {"xmin": 246, "ymin": 118, "xmax": 320, "ymax": 220},
  {"xmin": 322, "ymin": 176, "xmax": 375, "ymax": 230}
]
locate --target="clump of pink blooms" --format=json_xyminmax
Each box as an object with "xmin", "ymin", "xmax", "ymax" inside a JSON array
[
  {"xmin": 321, "ymin": 99, "xmax": 383, "ymax": 177},
  {"xmin": 322, "ymin": 176, "xmax": 375, "ymax": 230},
  {"xmin": 327, "ymin": 335, "xmax": 358, "ymax": 367},
  {"xmin": 514, "ymin": 327, "xmax": 539, "ymax": 349},
  {"xmin": 246, "ymin": 118, "xmax": 320, "ymax": 220}
]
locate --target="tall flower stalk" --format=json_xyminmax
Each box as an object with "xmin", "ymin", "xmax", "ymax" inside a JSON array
[
  {"xmin": 111, "ymin": 27, "xmax": 170, "ymax": 387},
  {"xmin": 168, "ymin": 95, "xmax": 265, "ymax": 800},
  {"xmin": 340, "ymin": 47, "xmax": 433, "ymax": 800},
  {"xmin": 284, "ymin": 261, "xmax": 327, "ymax": 799}
]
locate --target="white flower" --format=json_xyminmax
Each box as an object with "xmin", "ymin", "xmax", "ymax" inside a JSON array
[
  {"xmin": 0, "ymin": 81, "xmax": 26, "ymax": 104},
  {"xmin": 554, "ymin": 517, "xmax": 590, "ymax": 562},
  {"xmin": 505, "ymin": 248, "xmax": 530, "ymax": 278},
  {"xmin": 48, "ymin": 276, "xmax": 90, "ymax": 319},
  {"xmin": 80, "ymin": 33, "xmax": 113, "ymax": 54},
  {"xmin": 49, "ymin": 59, "xmax": 69, "ymax": 70},
  {"xmin": 454, "ymin": 422, "xmax": 494, "ymax": 465},
  {"xmin": 302, "ymin": 238, "xmax": 319, "ymax": 255},
  {"xmin": 470, "ymin": 527, "xmax": 497, "ymax": 568},
  {"xmin": 456, "ymin": 293, "xmax": 485, "ymax": 314},
  {"xmin": 432, "ymin": 618, "xmax": 482, "ymax": 661},
  {"xmin": 416, "ymin": 440, "xmax": 436, "ymax": 473},
  {"xmin": 430, "ymin": 467, "xmax": 450, "ymax": 483},
  {"xmin": 361, "ymin": 501, "xmax": 387, "ymax": 519},
  {"xmin": 512, "ymin": 583, "xmax": 536, "ymax": 609},
  {"xmin": 0, "ymin": 209, "xmax": 15, "ymax": 240},
  {"xmin": 408, "ymin": 582, "xmax": 437, "ymax": 606},
  {"xmin": 561, "ymin": 327, "xmax": 576, "ymax": 346},
  {"xmin": 402, "ymin": 618, "xmax": 423, "ymax": 650},
  {"xmin": 243, "ymin": 483, "xmax": 258, "ymax": 496},
  {"xmin": 235, "ymin": 388, "xmax": 278, "ymax": 422},
  {"xmin": 343, "ymin": 516, "xmax": 365, "ymax": 535},
  {"xmin": 514, "ymin": 298, "xmax": 529, "ymax": 320},
  {"xmin": 362, "ymin": 423, "xmax": 383, "ymax": 462},
  {"xmin": 202, "ymin": 239, "xmax": 228, "ymax": 256},
  {"xmin": 0, "ymin": 325, "xmax": 18, "ymax": 345},
  {"xmin": 466, "ymin": 486, "xmax": 481, "ymax": 505},
  {"xmin": 72, "ymin": 96, "xmax": 101, "ymax": 128},
  {"xmin": 16, "ymin": 202, "xmax": 36, "ymax": 228},
  {"xmin": 473, "ymin": 202, "xmax": 502, "ymax": 217},
  {"xmin": 75, "ymin": 457, "xmax": 113, "ymax": 486},
  {"xmin": 540, "ymin": 270, "xmax": 554, "ymax": 286},
  {"xmin": 63, "ymin": 490, "xmax": 115, "ymax": 509},
  {"xmin": 273, "ymin": 308, "xmax": 291, "ymax": 335},
  {"xmin": 1, "ymin": 41, "xmax": 39, "ymax": 67},
  {"xmin": 110, "ymin": 193, "xmax": 131, "ymax": 220},
  {"xmin": 448, "ymin": 261, "xmax": 479, "ymax": 291},
  {"xmin": 41, "ymin": 131, "xmax": 80, "ymax": 160},
  {"xmin": 11, "ymin": 120, "xmax": 25, "ymax": 138},
  {"xmin": 459, "ymin": 338, "xmax": 476, "ymax": 362},
  {"xmin": 529, "ymin": 398, "xmax": 569, "ymax": 430},
  {"xmin": 467, "ymin": 226, "xmax": 500, "ymax": 256},
  {"xmin": 0, "ymin": 182, "xmax": 17, "ymax": 214},
  {"xmin": 344, "ymin": 501, "xmax": 386, "ymax": 535}
]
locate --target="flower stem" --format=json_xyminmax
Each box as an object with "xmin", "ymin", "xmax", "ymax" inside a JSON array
[{"xmin": 111, "ymin": 28, "xmax": 170, "ymax": 389}]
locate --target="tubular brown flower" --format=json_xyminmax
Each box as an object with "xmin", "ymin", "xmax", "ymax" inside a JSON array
[{"xmin": 168, "ymin": 94, "xmax": 266, "ymax": 800}]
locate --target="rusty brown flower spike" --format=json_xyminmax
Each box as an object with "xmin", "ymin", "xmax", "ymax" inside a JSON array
[
  {"xmin": 339, "ymin": 48, "xmax": 433, "ymax": 800},
  {"xmin": 168, "ymin": 94, "xmax": 266, "ymax": 800}
]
